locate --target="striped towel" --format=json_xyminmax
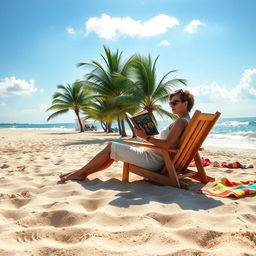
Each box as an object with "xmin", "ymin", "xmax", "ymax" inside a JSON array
[
  {"xmin": 189, "ymin": 158, "xmax": 254, "ymax": 169},
  {"xmin": 198, "ymin": 178, "xmax": 256, "ymax": 198}
]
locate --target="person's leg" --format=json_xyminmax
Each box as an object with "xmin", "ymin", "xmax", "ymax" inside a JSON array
[
  {"xmin": 84, "ymin": 158, "xmax": 115, "ymax": 176},
  {"xmin": 60, "ymin": 142, "xmax": 114, "ymax": 181}
]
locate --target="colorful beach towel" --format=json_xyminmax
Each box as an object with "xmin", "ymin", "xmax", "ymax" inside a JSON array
[
  {"xmin": 189, "ymin": 158, "xmax": 254, "ymax": 169},
  {"xmin": 198, "ymin": 178, "xmax": 256, "ymax": 198}
]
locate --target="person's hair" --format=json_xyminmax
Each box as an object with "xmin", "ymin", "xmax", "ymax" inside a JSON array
[{"xmin": 169, "ymin": 89, "xmax": 194, "ymax": 112}]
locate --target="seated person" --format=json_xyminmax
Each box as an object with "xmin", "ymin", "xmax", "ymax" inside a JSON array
[
  {"xmin": 60, "ymin": 89, "xmax": 194, "ymax": 181},
  {"xmin": 84, "ymin": 124, "xmax": 90, "ymax": 131},
  {"xmin": 91, "ymin": 125, "xmax": 97, "ymax": 131}
]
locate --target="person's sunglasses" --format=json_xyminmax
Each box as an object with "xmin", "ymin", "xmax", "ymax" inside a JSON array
[
  {"xmin": 169, "ymin": 100, "xmax": 182, "ymax": 106},
  {"xmin": 175, "ymin": 89, "xmax": 184, "ymax": 94}
]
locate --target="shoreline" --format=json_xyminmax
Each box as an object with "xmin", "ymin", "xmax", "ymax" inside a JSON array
[{"xmin": 1, "ymin": 128, "xmax": 256, "ymax": 151}]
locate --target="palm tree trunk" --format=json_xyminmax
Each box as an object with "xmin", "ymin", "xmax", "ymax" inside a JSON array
[
  {"xmin": 125, "ymin": 117, "xmax": 136, "ymax": 138},
  {"xmin": 75, "ymin": 111, "xmax": 84, "ymax": 132},
  {"xmin": 117, "ymin": 117, "xmax": 122, "ymax": 135},
  {"xmin": 120, "ymin": 119, "xmax": 127, "ymax": 137},
  {"xmin": 101, "ymin": 122, "xmax": 107, "ymax": 132},
  {"xmin": 107, "ymin": 122, "xmax": 112, "ymax": 133}
]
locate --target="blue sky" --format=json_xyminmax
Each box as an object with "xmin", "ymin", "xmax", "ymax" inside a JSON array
[{"xmin": 0, "ymin": 0, "xmax": 256, "ymax": 123}]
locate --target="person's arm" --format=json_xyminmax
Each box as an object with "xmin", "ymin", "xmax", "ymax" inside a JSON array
[{"xmin": 135, "ymin": 118, "xmax": 188, "ymax": 150}]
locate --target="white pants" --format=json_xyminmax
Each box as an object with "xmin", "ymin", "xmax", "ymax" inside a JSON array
[{"xmin": 110, "ymin": 142, "xmax": 164, "ymax": 172}]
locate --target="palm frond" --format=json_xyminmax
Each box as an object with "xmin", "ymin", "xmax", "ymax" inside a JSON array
[
  {"xmin": 155, "ymin": 107, "xmax": 178, "ymax": 120},
  {"xmin": 47, "ymin": 109, "xmax": 69, "ymax": 121},
  {"xmin": 46, "ymin": 104, "xmax": 71, "ymax": 111},
  {"xmin": 47, "ymin": 82, "xmax": 93, "ymax": 123}
]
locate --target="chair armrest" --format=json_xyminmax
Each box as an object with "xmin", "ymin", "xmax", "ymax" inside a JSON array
[
  {"xmin": 123, "ymin": 140, "xmax": 156, "ymax": 148},
  {"xmin": 123, "ymin": 140, "xmax": 178, "ymax": 153}
]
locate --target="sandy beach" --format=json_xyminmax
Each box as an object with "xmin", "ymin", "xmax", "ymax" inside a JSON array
[{"xmin": 0, "ymin": 129, "xmax": 255, "ymax": 256}]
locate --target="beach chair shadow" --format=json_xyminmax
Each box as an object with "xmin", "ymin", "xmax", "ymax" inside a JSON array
[
  {"xmin": 77, "ymin": 178, "xmax": 223, "ymax": 210},
  {"xmin": 122, "ymin": 110, "xmax": 221, "ymax": 190},
  {"xmin": 63, "ymin": 137, "xmax": 125, "ymax": 146}
]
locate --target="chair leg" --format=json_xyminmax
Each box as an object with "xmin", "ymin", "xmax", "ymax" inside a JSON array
[
  {"xmin": 122, "ymin": 162, "xmax": 129, "ymax": 181},
  {"xmin": 162, "ymin": 151, "xmax": 180, "ymax": 188},
  {"xmin": 194, "ymin": 152, "xmax": 208, "ymax": 183}
]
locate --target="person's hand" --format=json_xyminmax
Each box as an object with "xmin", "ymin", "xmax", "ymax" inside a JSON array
[{"xmin": 134, "ymin": 125, "xmax": 147, "ymax": 139}]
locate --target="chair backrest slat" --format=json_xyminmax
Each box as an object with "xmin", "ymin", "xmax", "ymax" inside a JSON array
[
  {"xmin": 172, "ymin": 110, "xmax": 221, "ymax": 171},
  {"xmin": 175, "ymin": 119, "xmax": 206, "ymax": 170},
  {"xmin": 181, "ymin": 120, "xmax": 211, "ymax": 170}
]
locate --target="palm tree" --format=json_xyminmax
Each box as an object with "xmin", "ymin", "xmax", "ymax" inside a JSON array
[
  {"xmin": 81, "ymin": 99, "xmax": 118, "ymax": 132},
  {"xmin": 46, "ymin": 82, "xmax": 93, "ymax": 132},
  {"xmin": 78, "ymin": 46, "xmax": 134, "ymax": 136},
  {"xmin": 127, "ymin": 54, "xmax": 187, "ymax": 123},
  {"xmin": 111, "ymin": 54, "xmax": 187, "ymax": 136}
]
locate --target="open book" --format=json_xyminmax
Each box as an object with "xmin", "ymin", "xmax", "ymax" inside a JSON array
[{"xmin": 126, "ymin": 110, "xmax": 159, "ymax": 136}]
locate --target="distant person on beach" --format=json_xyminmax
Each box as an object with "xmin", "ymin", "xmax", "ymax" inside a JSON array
[
  {"xmin": 91, "ymin": 125, "xmax": 97, "ymax": 131},
  {"xmin": 84, "ymin": 124, "xmax": 90, "ymax": 131},
  {"xmin": 59, "ymin": 89, "xmax": 194, "ymax": 181}
]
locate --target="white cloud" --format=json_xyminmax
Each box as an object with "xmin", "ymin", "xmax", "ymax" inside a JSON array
[
  {"xmin": 191, "ymin": 69, "xmax": 256, "ymax": 103},
  {"xmin": 66, "ymin": 26, "xmax": 76, "ymax": 35},
  {"xmin": 85, "ymin": 14, "xmax": 179, "ymax": 39},
  {"xmin": 0, "ymin": 102, "xmax": 6, "ymax": 107},
  {"xmin": 0, "ymin": 76, "xmax": 37, "ymax": 97},
  {"xmin": 184, "ymin": 19, "xmax": 206, "ymax": 34},
  {"xmin": 159, "ymin": 40, "xmax": 170, "ymax": 46},
  {"xmin": 191, "ymin": 82, "xmax": 235, "ymax": 103},
  {"xmin": 249, "ymin": 87, "xmax": 256, "ymax": 96},
  {"xmin": 232, "ymin": 69, "xmax": 256, "ymax": 99}
]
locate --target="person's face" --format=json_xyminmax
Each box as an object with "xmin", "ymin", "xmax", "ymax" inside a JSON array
[{"xmin": 169, "ymin": 94, "xmax": 188, "ymax": 115}]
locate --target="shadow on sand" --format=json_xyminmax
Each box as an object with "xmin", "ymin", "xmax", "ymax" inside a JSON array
[
  {"xmin": 63, "ymin": 137, "xmax": 127, "ymax": 146},
  {"xmin": 63, "ymin": 132, "xmax": 133, "ymax": 146},
  {"xmin": 41, "ymin": 130, "xmax": 136, "ymax": 146},
  {"xmin": 58, "ymin": 177, "xmax": 224, "ymax": 211}
]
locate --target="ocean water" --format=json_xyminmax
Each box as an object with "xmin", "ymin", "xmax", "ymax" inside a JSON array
[
  {"xmin": 204, "ymin": 117, "xmax": 256, "ymax": 150},
  {"xmin": 1, "ymin": 117, "xmax": 256, "ymax": 150},
  {"xmin": 0, "ymin": 123, "xmax": 76, "ymax": 130},
  {"xmin": 157, "ymin": 117, "xmax": 256, "ymax": 150}
]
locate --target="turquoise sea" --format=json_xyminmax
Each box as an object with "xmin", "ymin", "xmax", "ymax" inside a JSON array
[
  {"xmin": 202, "ymin": 117, "xmax": 256, "ymax": 150},
  {"xmin": 159, "ymin": 117, "xmax": 256, "ymax": 150},
  {"xmin": 1, "ymin": 117, "xmax": 256, "ymax": 150}
]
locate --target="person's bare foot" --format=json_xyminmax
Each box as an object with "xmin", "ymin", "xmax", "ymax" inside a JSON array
[{"xmin": 59, "ymin": 170, "xmax": 86, "ymax": 181}]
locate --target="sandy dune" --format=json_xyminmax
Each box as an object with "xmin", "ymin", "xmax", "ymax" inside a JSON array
[{"xmin": 0, "ymin": 129, "xmax": 255, "ymax": 256}]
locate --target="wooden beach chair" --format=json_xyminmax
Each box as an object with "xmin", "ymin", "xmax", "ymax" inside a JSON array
[{"xmin": 122, "ymin": 110, "xmax": 221, "ymax": 189}]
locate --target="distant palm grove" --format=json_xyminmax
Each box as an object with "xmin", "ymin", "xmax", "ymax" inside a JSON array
[{"xmin": 47, "ymin": 46, "xmax": 187, "ymax": 137}]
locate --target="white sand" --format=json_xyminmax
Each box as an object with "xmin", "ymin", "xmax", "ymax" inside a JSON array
[{"xmin": 0, "ymin": 129, "xmax": 255, "ymax": 256}]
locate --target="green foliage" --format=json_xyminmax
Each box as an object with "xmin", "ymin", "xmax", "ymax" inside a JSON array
[
  {"xmin": 46, "ymin": 82, "xmax": 94, "ymax": 132},
  {"xmin": 78, "ymin": 46, "xmax": 136, "ymax": 124},
  {"xmin": 120, "ymin": 54, "xmax": 187, "ymax": 124},
  {"xmin": 47, "ymin": 46, "xmax": 187, "ymax": 134}
]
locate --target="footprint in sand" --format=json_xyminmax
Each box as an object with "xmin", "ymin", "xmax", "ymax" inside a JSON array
[
  {"xmin": 0, "ymin": 191, "xmax": 32, "ymax": 200},
  {"xmin": 17, "ymin": 210, "xmax": 90, "ymax": 228},
  {"xmin": 13, "ymin": 228, "xmax": 90, "ymax": 244},
  {"xmin": 16, "ymin": 166, "xmax": 26, "ymax": 172},
  {"xmin": 79, "ymin": 198, "xmax": 105, "ymax": 212},
  {"xmin": 1, "ymin": 164, "xmax": 10, "ymax": 169}
]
